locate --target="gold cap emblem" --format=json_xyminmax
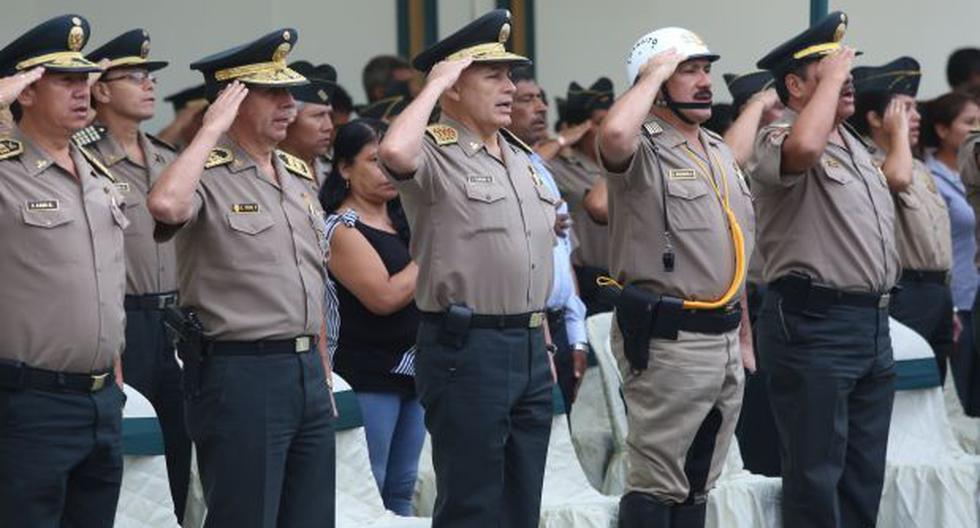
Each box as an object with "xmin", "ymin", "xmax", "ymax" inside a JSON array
[
  {"xmin": 499, "ymin": 23, "xmax": 511, "ymax": 43},
  {"xmin": 140, "ymin": 39, "xmax": 150, "ymax": 58},
  {"xmin": 68, "ymin": 25, "xmax": 85, "ymax": 52},
  {"xmin": 283, "ymin": 30, "xmax": 291, "ymax": 42},
  {"xmin": 833, "ymin": 23, "xmax": 846, "ymax": 42},
  {"xmin": 272, "ymin": 42, "xmax": 291, "ymax": 63},
  {"xmin": 317, "ymin": 89, "xmax": 328, "ymax": 102}
]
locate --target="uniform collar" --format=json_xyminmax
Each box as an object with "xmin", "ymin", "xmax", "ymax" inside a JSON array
[
  {"xmin": 440, "ymin": 114, "xmax": 506, "ymax": 158},
  {"xmin": 221, "ymin": 135, "xmax": 259, "ymax": 174}
]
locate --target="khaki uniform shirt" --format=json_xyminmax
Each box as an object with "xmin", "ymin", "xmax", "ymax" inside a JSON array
[
  {"xmin": 749, "ymin": 109, "xmax": 899, "ymax": 292},
  {"xmin": 160, "ymin": 135, "xmax": 327, "ymax": 341},
  {"xmin": 77, "ymin": 125, "xmax": 178, "ymax": 295},
  {"xmin": 386, "ymin": 116, "xmax": 557, "ymax": 314},
  {"xmin": 0, "ymin": 128, "xmax": 127, "ymax": 373},
  {"xmin": 599, "ymin": 116, "xmax": 756, "ymax": 301},
  {"xmin": 958, "ymin": 131, "xmax": 980, "ymax": 267},
  {"xmin": 867, "ymin": 145, "xmax": 951, "ymax": 272},
  {"xmin": 547, "ymin": 150, "xmax": 609, "ymax": 269}
]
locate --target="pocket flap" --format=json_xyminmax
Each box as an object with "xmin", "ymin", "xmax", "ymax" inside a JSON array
[
  {"xmin": 22, "ymin": 207, "xmax": 73, "ymax": 229},
  {"xmin": 666, "ymin": 179, "xmax": 709, "ymax": 200},
  {"xmin": 465, "ymin": 181, "xmax": 506, "ymax": 204},
  {"xmin": 226, "ymin": 212, "xmax": 275, "ymax": 235}
]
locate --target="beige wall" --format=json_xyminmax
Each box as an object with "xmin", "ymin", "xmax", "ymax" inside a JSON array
[{"xmin": 2, "ymin": 1, "xmax": 977, "ymax": 133}]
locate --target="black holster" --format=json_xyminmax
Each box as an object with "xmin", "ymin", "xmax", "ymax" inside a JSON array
[
  {"xmin": 163, "ymin": 307, "xmax": 206, "ymax": 394},
  {"xmin": 437, "ymin": 304, "xmax": 472, "ymax": 349},
  {"xmin": 612, "ymin": 285, "xmax": 685, "ymax": 373}
]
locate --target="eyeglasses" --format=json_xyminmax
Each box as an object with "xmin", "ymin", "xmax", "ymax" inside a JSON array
[{"xmin": 103, "ymin": 71, "xmax": 157, "ymax": 85}]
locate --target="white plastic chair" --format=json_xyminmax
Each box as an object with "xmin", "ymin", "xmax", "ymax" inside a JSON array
[{"xmin": 877, "ymin": 318, "xmax": 980, "ymax": 528}]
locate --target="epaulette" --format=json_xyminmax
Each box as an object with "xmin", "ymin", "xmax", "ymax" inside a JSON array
[
  {"xmin": 500, "ymin": 128, "xmax": 533, "ymax": 155},
  {"xmin": 0, "ymin": 137, "xmax": 24, "ymax": 161},
  {"xmin": 72, "ymin": 124, "xmax": 106, "ymax": 147},
  {"xmin": 145, "ymin": 133, "xmax": 177, "ymax": 152},
  {"xmin": 425, "ymin": 124, "xmax": 458, "ymax": 146},
  {"xmin": 642, "ymin": 119, "xmax": 663, "ymax": 138},
  {"xmin": 204, "ymin": 148, "xmax": 233, "ymax": 169},
  {"xmin": 76, "ymin": 145, "xmax": 116, "ymax": 182},
  {"xmin": 276, "ymin": 149, "xmax": 314, "ymax": 181}
]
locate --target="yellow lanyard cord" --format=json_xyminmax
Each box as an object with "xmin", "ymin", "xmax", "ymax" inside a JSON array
[{"xmin": 678, "ymin": 147, "xmax": 746, "ymax": 310}]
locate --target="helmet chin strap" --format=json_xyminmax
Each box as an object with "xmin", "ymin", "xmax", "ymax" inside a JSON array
[{"xmin": 658, "ymin": 86, "xmax": 711, "ymax": 125}]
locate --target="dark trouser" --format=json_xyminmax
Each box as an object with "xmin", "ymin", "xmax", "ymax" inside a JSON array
[
  {"xmin": 0, "ymin": 383, "xmax": 125, "ymax": 527},
  {"xmin": 735, "ymin": 282, "xmax": 782, "ymax": 477},
  {"xmin": 548, "ymin": 309, "xmax": 577, "ymax": 412},
  {"xmin": 573, "ymin": 265, "xmax": 615, "ymax": 316},
  {"xmin": 757, "ymin": 289, "xmax": 895, "ymax": 528},
  {"xmin": 185, "ymin": 348, "xmax": 335, "ymax": 528},
  {"xmin": 959, "ymin": 289, "xmax": 980, "ymax": 416},
  {"xmin": 124, "ymin": 304, "xmax": 192, "ymax": 523},
  {"xmin": 415, "ymin": 321, "xmax": 553, "ymax": 528},
  {"xmin": 889, "ymin": 277, "xmax": 954, "ymax": 384}
]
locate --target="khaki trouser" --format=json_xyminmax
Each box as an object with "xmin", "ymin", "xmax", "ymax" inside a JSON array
[{"xmin": 611, "ymin": 323, "xmax": 744, "ymax": 503}]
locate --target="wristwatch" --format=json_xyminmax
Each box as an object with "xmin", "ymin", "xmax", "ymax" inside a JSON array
[
  {"xmin": 572, "ymin": 342, "xmax": 589, "ymax": 354},
  {"xmin": 545, "ymin": 343, "xmax": 558, "ymax": 357}
]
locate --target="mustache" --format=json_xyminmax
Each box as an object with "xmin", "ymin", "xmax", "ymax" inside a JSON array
[{"xmin": 693, "ymin": 90, "xmax": 713, "ymax": 100}]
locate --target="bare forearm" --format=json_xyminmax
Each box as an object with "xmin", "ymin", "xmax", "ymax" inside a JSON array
[
  {"xmin": 724, "ymin": 101, "xmax": 766, "ymax": 166},
  {"xmin": 148, "ymin": 127, "xmax": 221, "ymax": 224},
  {"xmin": 379, "ymin": 83, "xmax": 443, "ymax": 174},
  {"xmin": 782, "ymin": 81, "xmax": 843, "ymax": 172},
  {"xmin": 881, "ymin": 136, "xmax": 913, "ymax": 192},
  {"xmin": 598, "ymin": 72, "xmax": 666, "ymax": 168},
  {"xmin": 583, "ymin": 179, "xmax": 609, "ymax": 224}
]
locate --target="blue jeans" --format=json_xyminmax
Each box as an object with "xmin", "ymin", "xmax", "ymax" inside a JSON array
[{"xmin": 356, "ymin": 391, "xmax": 426, "ymax": 516}]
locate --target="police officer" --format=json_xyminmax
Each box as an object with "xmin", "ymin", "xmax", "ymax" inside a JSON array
[
  {"xmin": 147, "ymin": 29, "xmax": 335, "ymax": 527},
  {"xmin": 379, "ymin": 9, "xmax": 557, "ymax": 528},
  {"xmin": 751, "ymin": 12, "xmax": 899, "ymax": 528},
  {"xmin": 549, "ymin": 77, "xmax": 615, "ymax": 316},
  {"xmin": 596, "ymin": 27, "xmax": 755, "ymax": 528},
  {"xmin": 0, "ymin": 14, "xmax": 129, "ymax": 526},
  {"xmin": 77, "ymin": 29, "xmax": 192, "ymax": 523},
  {"xmin": 280, "ymin": 60, "xmax": 337, "ymax": 190},
  {"xmin": 851, "ymin": 57, "xmax": 955, "ymax": 382},
  {"xmin": 958, "ymin": 118, "xmax": 980, "ymax": 414}
]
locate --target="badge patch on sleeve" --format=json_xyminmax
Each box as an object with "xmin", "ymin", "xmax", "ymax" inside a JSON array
[
  {"xmin": 231, "ymin": 203, "xmax": 260, "ymax": 213},
  {"xmin": 668, "ymin": 169, "xmax": 696, "ymax": 180},
  {"xmin": 27, "ymin": 200, "xmax": 59, "ymax": 211}
]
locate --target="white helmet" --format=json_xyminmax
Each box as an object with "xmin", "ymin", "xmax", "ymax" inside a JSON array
[{"xmin": 625, "ymin": 27, "xmax": 719, "ymax": 86}]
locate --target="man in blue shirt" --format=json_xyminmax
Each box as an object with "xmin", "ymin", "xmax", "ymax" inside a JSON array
[{"xmin": 509, "ymin": 66, "xmax": 590, "ymax": 409}]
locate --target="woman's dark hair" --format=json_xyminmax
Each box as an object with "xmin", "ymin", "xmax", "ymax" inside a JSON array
[
  {"xmin": 318, "ymin": 118, "xmax": 410, "ymax": 241},
  {"xmin": 920, "ymin": 91, "xmax": 976, "ymax": 149},
  {"xmin": 848, "ymin": 91, "xmax": 894, "ymax": 137}
]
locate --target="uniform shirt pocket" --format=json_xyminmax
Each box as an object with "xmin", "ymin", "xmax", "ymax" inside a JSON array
[
  {"xmin": 226, "ymin": 212, "xmax": 276, "ymax": 235},
  {"xmin": 21, "ymin": 206, "xmax": 80, "ymax": 263},
  {"xmin": 463, "ymin": 178, "xmax": 508, "ymax": 236},
  {"xmin": 897, "ymin": 191, "xmax": 921, "ymax": 210},
  {"xmin": 22, "ymin": 207, "xmax": 73, "ymax": 229},
  {"xmin": 822, "ymin": 160, "xmax": 852, "ymax": 185},
  {"xmin": 665, "ymin": 178, "xmax": 712, "ymax": 231}
]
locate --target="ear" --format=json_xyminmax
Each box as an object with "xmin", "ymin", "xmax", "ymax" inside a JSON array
[
  {"xmin": 867, "ymin": 110, "xmax": 883, "ymax": 130},
  {"xmin": 91, "ymin": 81, "xmax": 111, "ymax": 104},
  {"xmin": 442, "ymin": 80, "xmax": 463, "ymax": 103},
  {"xmin": 936, "ymin": 123, "xmax": 950, "ymax": 141},
  {"xmin": 16, "ymin": 82, "xmax": 37, "ymax": 108},
  {"xmin": 785, "ymin": 73, "xmax": 806, "ymax": 101}
]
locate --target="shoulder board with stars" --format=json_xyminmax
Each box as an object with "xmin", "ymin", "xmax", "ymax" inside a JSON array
[
  {"xmin": 204, "ymin": 148, "xmax": 234, "ymax": 169},
  {"xmin": 72, "ymin": 124, "xmax": 106, "ymax": 147},
  {"xmin": 500, "ymin": 128, "xmax": 533, "ymax": 155},
  {"xmin": 76, "ymin": 145, "xmax": 116, "ymax": 182},
  {"xmin": 145, "ymin": 133, "xmax": 177, "ymax": 152},
  {"xmin": 0, "ymin": 137, "xmax": 24, "ymax": 161},
  {"xmin": 276, "ymin": 150, "xmax": 313, "ymax": 181},
  {"xmin": 642, "ymin": 120, "xmax": 663, "ymax": 138},
  {"xmin": 425, "ymin": 124, "xmax": 458, "ymax": 146}
]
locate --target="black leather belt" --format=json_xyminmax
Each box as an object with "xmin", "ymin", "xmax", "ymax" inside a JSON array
[
  {"xmin": 900, "ymin": 269, "xmax": 949, "ymax": 285},
  {"xmin": 125, "ymin": 291, "xmax": 178, "ymax": 311},
  {"xmin": 677, "ymin": 306, "xmax": 743, "ymax": 334},
  {"xmin": 771, "ymin": 274, "xmax": 890, "ymax": 312},
  {"xmin": 207, "ymin": 335, "xmax": 317, "ymax": 356},
  {"xmin": 421, "ymin": 310, "xmax": 546, "ymax": 329},
  {"xmin": 0, "ymin": 362, "xmax": 111, "ymax": 393}
]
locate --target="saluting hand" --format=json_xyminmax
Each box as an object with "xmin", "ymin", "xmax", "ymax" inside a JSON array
[
  {"xmin": 815, "ymin": 46, "xmax": 856, "ymax": 86},
  {"xmin": 0, "ymin": 67, "xmax": 44, "ymax": 106},
  {"xmin": 426, "ymin": 57, "xmax": 474, "ymax": 92},
  {"xmin": 637, "ymin": 48, "xmax": 684, "ymax": 84},
  {"xmin": 749, "ymin": 87, "xmax": 781, "ymax": 112},
  {"xmin": 558, "ymin": 120, "xmax": 592, "ymax": 148},
  {"xmin": 200, "ymin": 81, "xmax": 248, "ymax": 137},
  {"xmin": 881, "ymin": 97, "xmax": 910, "ymax": 142}
]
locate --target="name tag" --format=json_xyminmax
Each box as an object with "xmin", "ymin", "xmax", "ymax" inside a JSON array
[
  {"xmin": 231, "ymin": 203, "xmax": 260, "ymax": 213},
  {"xmin": 114, "ymin": 182, "xmax": 131, "ymax": 192},
  {"xmin": 27, "ymin": 200, "xmax": 59, "ymax": 211},
  {"xmin": 669, "ymin": 169, "xmax": 696, "ymax": 180},
  {"xmin": 468, "ymin": 175, "xmax": 493, "ymax": 184}
]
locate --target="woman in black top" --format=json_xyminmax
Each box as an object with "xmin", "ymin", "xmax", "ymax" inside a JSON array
[{"xmin": 319, "ymin": 119, "xmax": 422, "ymax": 515}]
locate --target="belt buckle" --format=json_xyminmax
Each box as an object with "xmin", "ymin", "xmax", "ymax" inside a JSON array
[
  {"xmin": 158, "ymin": 294, "xmax": 176, "ymax": 309},
  {"xmin": 528, "ymin": 312, "xmax": 545, "ymax": 328},
  {"xmin": 89, "ymin": 373, "xmax": 109, "ymax": 392},
  {"xmin": 295, "ymin": 336, "xmax": 311, "ymax": 353},
  {"xmin": 877, "ymin": 293, "xmax": 890, "ymax": 309}
]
